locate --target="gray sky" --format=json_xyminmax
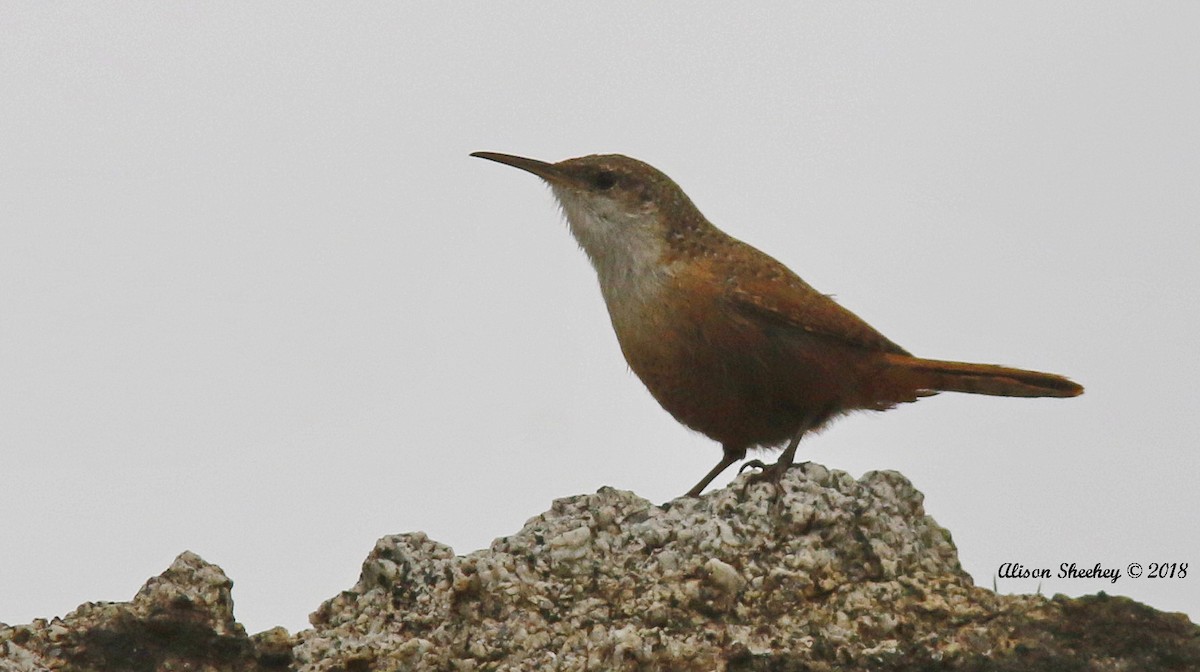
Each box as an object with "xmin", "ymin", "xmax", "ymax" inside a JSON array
[{"xmin": 2, "ymin": 4, "xmax": 1197, "ymax": 634}]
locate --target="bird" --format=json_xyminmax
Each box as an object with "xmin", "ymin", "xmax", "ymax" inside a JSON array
[{"xmin": 471, "ymin": 151, "xmax": 1083, "ymax": 497}]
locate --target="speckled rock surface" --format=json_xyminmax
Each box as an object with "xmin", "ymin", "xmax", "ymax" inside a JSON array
[
  {"xmin": 293, "ymin": 465, "xmax": 1200, "ymax": 671},
  {"xmin": 0, "ymin": 551, "xmax": 286, "ymax": 672},
  {"xmin": 3, "ymin": 465, "xmax": 1198, "ymax": 671}
]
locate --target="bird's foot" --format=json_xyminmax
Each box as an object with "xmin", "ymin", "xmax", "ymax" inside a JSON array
[{"xmin": 737, "ymin": 458, "xmax": 811, "ymax": 502}]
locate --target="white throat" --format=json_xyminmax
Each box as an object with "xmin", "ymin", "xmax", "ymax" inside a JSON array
[{"xmin": 551, "ymin": 187, "xmax": 673, "ymax": 309}]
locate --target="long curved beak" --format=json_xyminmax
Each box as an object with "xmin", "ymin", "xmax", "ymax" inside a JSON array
[{"xmin": 470, "ymin": 152, "xmax": 573, "ymax": 186}]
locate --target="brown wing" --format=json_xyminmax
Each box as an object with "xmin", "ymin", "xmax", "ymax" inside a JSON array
[{"xmin": 720, "ymin": 242, "xmax": 910, "ymax": 356}]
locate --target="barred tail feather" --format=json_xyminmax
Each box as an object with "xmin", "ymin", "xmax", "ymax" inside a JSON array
[{"xmin": 882, "ymin": 354, "xmax": 1083, "ymax": 398}]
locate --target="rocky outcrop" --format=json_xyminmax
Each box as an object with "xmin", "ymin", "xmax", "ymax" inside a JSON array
[
  {"xmin": 0, "ymin": 550, "xmax": 289, "ymax": 672},
  {"xmin": 3, "ymin": 464, "xmax": 1197, "ymax": 671}
]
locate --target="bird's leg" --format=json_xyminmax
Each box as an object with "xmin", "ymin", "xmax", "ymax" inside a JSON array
[{"xmin": 684, "ymin": 444, "xmax": 746, "ymax": 497}]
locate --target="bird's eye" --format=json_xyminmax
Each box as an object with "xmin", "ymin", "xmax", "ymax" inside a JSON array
[{"xmin": 592, "ymin": 171, "xmax": 617, "ymax": 190}]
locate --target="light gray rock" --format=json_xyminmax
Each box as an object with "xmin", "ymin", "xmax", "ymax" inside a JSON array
[
  {"xmin": 293, "ymin": 465, "xmax": 1200, "ymax": 671},
  {"xmin": 3, "ymin": 464, "xmax": 1197, "ymax": 671}
]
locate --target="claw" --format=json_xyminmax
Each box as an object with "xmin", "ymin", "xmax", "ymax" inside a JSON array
[
  {"xmin": 742, "ymin": 459, "xmax": 811, "ymax": 487},
  {"xmin": 738, "ymin": 459, "xmax": 768, "ymax": 474}
]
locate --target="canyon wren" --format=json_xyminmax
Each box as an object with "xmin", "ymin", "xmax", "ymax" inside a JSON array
[{"xmin": 470, "ymin": 151, "xmax": 1084, "ymax": 497}]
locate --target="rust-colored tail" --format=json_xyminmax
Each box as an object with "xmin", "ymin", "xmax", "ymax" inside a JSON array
[{"xmin": 882, "ymin": 354, "xmax": 1083, "ymax": 398}]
